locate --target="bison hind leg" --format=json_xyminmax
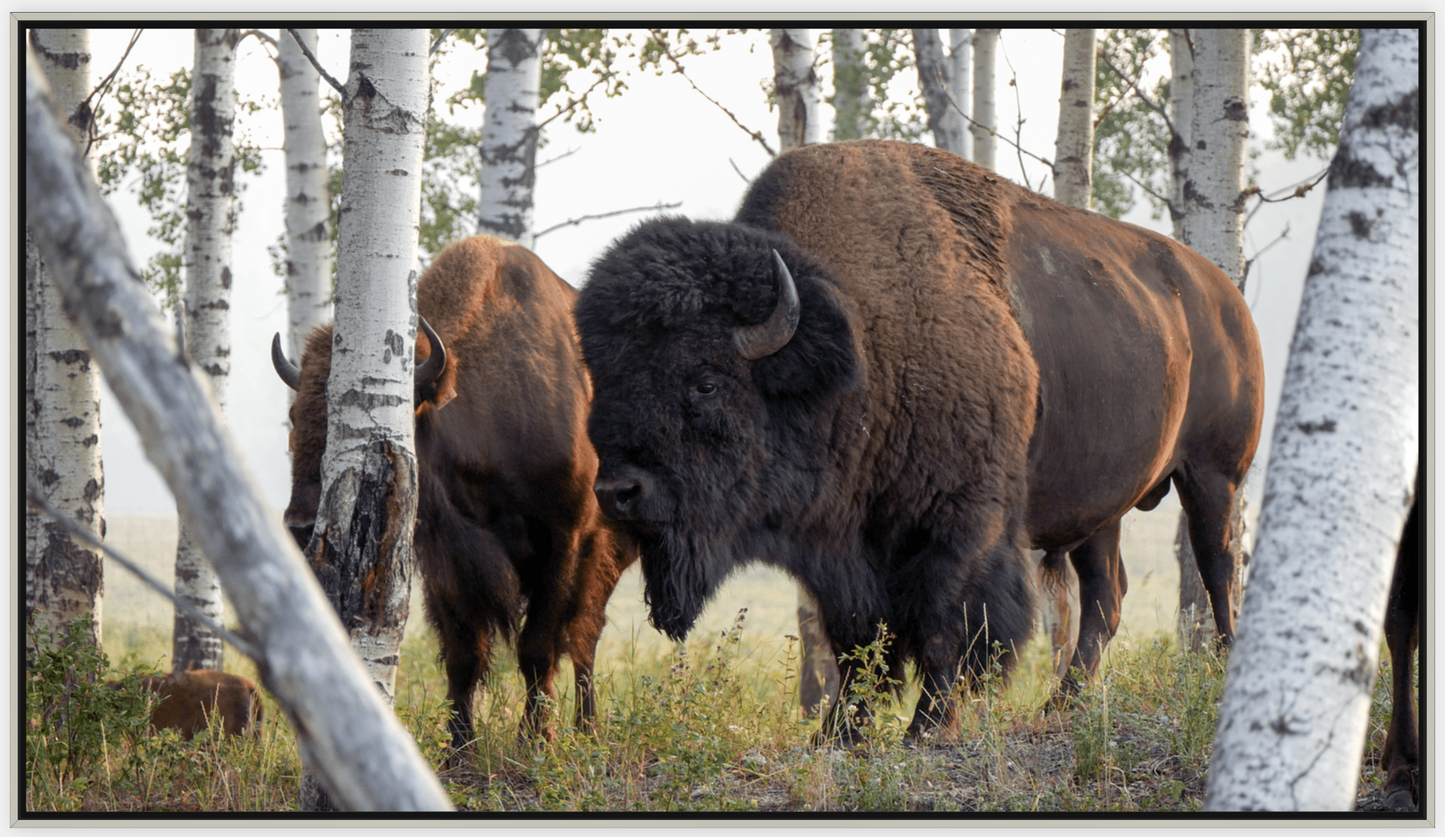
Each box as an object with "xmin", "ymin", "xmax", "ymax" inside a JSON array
[{"xmin": 1382, "ymin": 494, "xmax": 1420, "ymax": 811}]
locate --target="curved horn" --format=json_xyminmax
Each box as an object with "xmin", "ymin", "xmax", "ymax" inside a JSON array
[
  {"xmin": 414, "ymin": 316, "xmax": 447, "ymax": 389},
  {"xmin": 271, "ymin": 333, "xmax": 301, "ymax": 391},
  {"xmin": 734, "ymin": 249, "xmax": 800, "ymax": 361}
]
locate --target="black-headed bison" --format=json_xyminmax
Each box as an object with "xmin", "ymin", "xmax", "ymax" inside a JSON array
[
  {"xmin": 273, "ymin": 235, "xmax": 635, "ymax": 749},
  {"xmin": 575, "ymin": 139, "xmax": 1263, "ymax": 740},
  {"xmin": 107, "ymin": 669, "xmax": 262, "ymax": 739}
]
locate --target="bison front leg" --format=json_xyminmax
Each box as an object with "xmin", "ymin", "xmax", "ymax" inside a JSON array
[
  {"xmin": 1057, "ymin": 520, "xmax": 1126, "ymax": 699},
  {"xmin": 566, "ymin": 535, "xmax": 629, "ymax": 732},
  {"xmin": 1382, "ymin": 498, "xmax": 1419, "ymax": 811},
  {"xmin": 432, "ymin": 605, "xmax": 492, "ymax": 759},
  {"xmin": 814, "ymin": 655, "xmax": 876, "ymax": 747}
]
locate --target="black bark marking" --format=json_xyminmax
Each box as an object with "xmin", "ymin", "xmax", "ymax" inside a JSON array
[{"xmin": 1296, "ymin": 419, "xmax": 1337, "ymax": 435}]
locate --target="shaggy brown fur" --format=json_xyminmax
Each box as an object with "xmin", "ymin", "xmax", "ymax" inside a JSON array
[
  {"xmin": 281, "ymin": 236, "xmax": 634, "ymax": 750},
  {"xmin": 579, "ymin": 142, "xmax": 1041, "ymax": 742},
  {"xmin": 578, "ymin": 140, "xmax": 1264, "ymax": 741},
  {"xmin": 750, "ymin": 141, "xmax": 1264, "ymax": 691},
  {"xmin": 107, "ymin": 669, "xmax": 262, "ymax": 739}
]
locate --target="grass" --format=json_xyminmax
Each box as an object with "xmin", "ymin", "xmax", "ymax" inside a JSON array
[{"xmin": 24, "ymin": 507, "xmax": 1408, "ymax": 813}]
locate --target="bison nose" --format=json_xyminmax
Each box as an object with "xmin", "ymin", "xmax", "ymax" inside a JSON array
[{"xmin": 594, "ymin": 475, "xmax": 646, "ymax": 521}]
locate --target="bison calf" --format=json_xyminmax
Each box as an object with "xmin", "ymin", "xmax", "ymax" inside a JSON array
[{"xmin": 108, "ymin": 669, "xmax": 262, "ymax": 739}]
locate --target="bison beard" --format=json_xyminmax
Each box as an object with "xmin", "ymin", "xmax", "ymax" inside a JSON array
[{"xmin": 638, "ymin": 529, "xmax": 728, "ymax": 642}]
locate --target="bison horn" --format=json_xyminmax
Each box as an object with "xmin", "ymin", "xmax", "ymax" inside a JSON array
[
  {"xmin": 734, "ymin": 249, "xmax": 800, "ymax": 361},
  {"xmin": 271, "ymin": 333, "xmax": 301, "ymax": 391},
  {"xmin": 415, "ymin": 316, "xmax": 447, "ymax": 388}
]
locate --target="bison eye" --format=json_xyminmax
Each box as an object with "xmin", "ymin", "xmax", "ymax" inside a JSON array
[{"xmin": 693, "ymin": 380, "xmax": 718, "ymax": 396}]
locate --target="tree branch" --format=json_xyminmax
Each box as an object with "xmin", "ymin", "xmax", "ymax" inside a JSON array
[
  {"xmin": 941, "ymin": 85, "xmax": 1053, "ymax": 171},
  {"xmin": 534, "ymin": 201, "xmax": 683, "ymax": 240},
  {"xmin": 286, "ymin": 28, "xmax": 345, "ymax": 95},
  {"xmin": 1097, "ymin": 51, "xmax": 1176, "ymax": 139},
  {"xmin": 649, "ymin": 28, "xmax": 776, "ymax": 158},
  {"xmin": 26, "ymin": 477, "xmax": 261, "ymax": 661},
  {"xmin": 534, "ymin": 70, "xmax": 614, "ymax": 133},
  {"xmin": 429, "ymin": 28, "xmax": 454, "ymax": 57},
  {"xmin": 999, "ymin": 41, "xmax": 1039, "ymax": 190},
  {"xmin": 83, "ymin": 28, "xmax": 143, "ymax": 158},
  {"xmin": 1243, "ymin": 166, "xmax": 1331, "ymax": 230},
  {"xmin": 730, "ymin": 157, "xmax": 751, "ymax": 183}
]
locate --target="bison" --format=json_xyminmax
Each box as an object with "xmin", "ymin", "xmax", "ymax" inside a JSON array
[
  {"xmin": 575, "ymin": 139, "xmax": 1263, "ymax": 740},
  {"xmin": 1381, "ymin": 469, "xmax": 1420, "ymax": 811},
  {"xmin": 107, "ymin": 669, "xmax": 263, "ymax": 739},
  {"xmin": 273, "ymin": 235, "xmax": 635, "ymax": 749}
]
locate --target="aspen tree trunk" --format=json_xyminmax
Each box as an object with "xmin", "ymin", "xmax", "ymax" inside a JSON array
[
  {"xmin": 1174, "ymin": 29, "xmax": 1251, "ymax": 652},
  {"xmin": 772, "ymin": 26, "xmax": 836, "ymax": 717},
  {"xmin": 172, "ymin": 28, "xmax": 238, "ymax": 674},
  {"xmin": 971, "ymin": 28, "xmax": 999, "ymax": 170},
  {"xmin": 948, "ymin": 29, "xmax": 972, "ymax": 160},
  {"xmin": 279, "ymin": 27, "xmax": 333, "ymax": 369},
  {"xmin": 1167, "ymin": 29, "xmax": 1193, "ymax": 241},
  {"xmin": 1205, "ymin": 28, "xmax": 1419, "ymax": 810},
  {"xmin": 299, "ymin": 28, "xmax": 429, "ymax": 812},
  {"xmin": 478, "ymin": 28, "xmax": 541, "ymax": 248},
  {"xmin": 913, "ymin": 28, "xmax": 965, "ymax": 156},
  {"xmin": 771, "ymin": 28, "xmax": 821, "ymax": 149},
  {"xmin": 25, "ymin": 51, "xmax": 450, "ymax": 810},
  {"xmin": 831, "ymin": 28, "xmax": 868, "ymax": 141},
  {"xmin": 26, "ymin": 27, "xmax": 105, "ymax": 658},
  {"xmin": 1052, "ymin": 28, "xmax": 1096, "ymax": 208}
]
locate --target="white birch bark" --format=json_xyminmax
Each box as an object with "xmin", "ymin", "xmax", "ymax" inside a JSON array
[
  {"xmin": 1174, "ymin": 29, "xmax": 1251, "ymax": 650},
  {"xmin": 831, "ymin": 28, "xmax": 869, "ymax": 141},
  {"xmin": 24, "ymin": 50, "xmax": 450, "ymax": 810},
  {"xmin": 478, "ymin": 28, "xmax": 541, "ymax": 248},
  {"xmin": 948, "ymin": 29, "xmax": 972, "ymax": 160},
  {"xmin": 279, "ymin": 27, "xmax": 333, "ymax": 369},
  {"xmin": 971, "ymin": 28, "xmax": 1000, "ymax": 171},
  {"xmin": 26, "ymin": 27, "xmax": 105, "ymax": 656},
  {"xmin": 771, "ymin": 28, "xmax": 821, "ymax": 150},
  {"xmin": 299, "ymin": 27, "xmax": 429, "ymax": 812},
  {"xmin": 173, "ymin": 28, "xmax": 237, "ymax": 674},
  {"xmin": 1052, "ymin": 28, "xmax": 1096, "ymax": 208},
  {"xmin": 914, "ymin": 28, "xmax": 965, "ymax": 156},
  {"xmin": 1205, "ymin": 27, "xmax": 1420, "ymax": 811},
  {"xmin": 1168, "ymin": 29, "xmax": 1194, "ymax": 241},
  {"xmin": 1181, "ymin": 29, "xmax": 1251, "ymax": 284}
]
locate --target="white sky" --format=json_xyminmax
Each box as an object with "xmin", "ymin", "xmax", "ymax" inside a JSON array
[{"xmin": 73, "ymin": 26, "xmax": 1344, "ymax": 521}]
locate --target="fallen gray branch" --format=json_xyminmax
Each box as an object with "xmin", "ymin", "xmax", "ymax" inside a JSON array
[{"xmin": 24, "ymin": 48, "xmax": 449, "ymax": 813}]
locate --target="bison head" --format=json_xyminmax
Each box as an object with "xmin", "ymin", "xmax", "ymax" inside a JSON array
[
  {"xmin": 575, "ymin": 217, "xmax": 860, "ymax": 639},
  {"xmin": 270, "ymin": 318, "xmax": 451, "ymax": 549}
]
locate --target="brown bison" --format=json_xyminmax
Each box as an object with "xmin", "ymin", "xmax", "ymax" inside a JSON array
[
  {"xmin": 1381, "ymin": 469, "xmax": 1420, "ymax": 811},
  {"xmin": 575, "ymin": 140, "xmax": 1263, "ymax": 740},
  {"xmin": 273, "ymin": 236, "xmax": 635, "ymax": 749},
  {"xmin": 107, "ymin": 669, "xmax": 262, "ymax": 739}
]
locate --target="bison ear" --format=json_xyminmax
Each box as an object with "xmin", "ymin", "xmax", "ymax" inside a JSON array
[{"xmin": 750, "ymin": 278, "xmax": 859, "ymax": 400}]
